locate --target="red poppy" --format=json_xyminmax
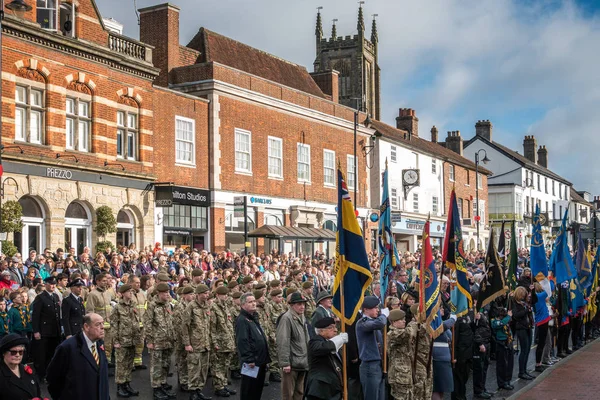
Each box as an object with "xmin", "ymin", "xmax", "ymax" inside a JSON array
[
  {"xmin": 24, "ymin": 365, "xmax": 33, "ymax": 375},
  {"xmin": 99, "ymin": 345, "xmax": 105, "ymax": 352}
]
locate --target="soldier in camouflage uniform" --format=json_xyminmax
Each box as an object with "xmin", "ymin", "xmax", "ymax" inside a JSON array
[
  {"xmin": 131, "ymin": 276, "xmax": 148, "ymax": 370},
  {"xmin": 287, "ymin": 269, "xmax": 303, "ymax": 292},
  {"xmin": 210, "ymin": 286, "xmax": 237, "ymax": 397},
  {"xmin": 190, "ymin": 269, "xmax": 204, "ymax": 291},
  {"xmin": 241, "ymin": 276, "xmax": 254, "ymax": 293},
  {"xmin": 110, "ymin": 284, "xmax": 141, "ymax": 398},
  {"xmin": 86, "ymin": 273, "xmax": 114, "ymax": 366},
  {"xmin": 147, "ymin": 273, "xmax": 171, "ymax": 303},
  {"xmin": 254, "ymin": 289, "xmax": 277, "ymax": 385},
  {"xmin": 267, "ymin": 288, "xmax": 285, "ymax": 382},
  {"xmin": 387, "ymin": 309, "xmax": 415, "ymax": 400},
  {"xmin": 229, "ymin": 291, "xmax": 243, "ymax": 380},
  {"xmin": 253, "ymin": 281, "xmax": 267, "ymax": 297},
  {"xmin": 182, "ymin": 284, "xmax": 213, "ymax": 400},
  {"xmin": 174, "ymin": 286, "xmax": 195, "ymax": 392},
  {"xmin": 302, "ymin": 281, "xmax": 316, "ymax": 321},
  {"xmin": 143, "ymin": 282, "xmax": 176, "ymax": 400},
  {"xmin": 409, "ymin": 304, "xmax": 433, "ymax": 400}
]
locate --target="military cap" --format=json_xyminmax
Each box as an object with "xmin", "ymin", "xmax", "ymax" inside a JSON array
[
  {"xmin": 288, "ymin": 292, "xmax": 307, "ymax": 304},
  {"xmin": 315, "ymin": 291, "xmax": 333, "ymax": 304},
  {"xmin": 68, "ymin": 278, "xmax": 85, "ymax": 288},
  {"xmin": 156, "ymin": 282, "xmax": 170, "ymax": 293},
  {"xmin": 242, "ymin": 276, "xmax": 253, "ymax": 285},
  {"xmin": 215, "ymin": 286, "xmax": 229, "ymax": 295},
  {"xmin": 181, "ymin": 286, "xmax": 195, "ymax": 295},
  {"xmin": 44, "ymin": 276, "xmax": 57, "ymax": 284},
  {"xmin": 292, "ymin": 269, "xmax": 303, "ymax": 276},
  {"xmin": 362, "ymin": 296, "xmax": 380, "ymax": 310},
  {"xmin": 410, "ymin": 304, "xmax": 419, "ymax": 317},
  {"xmin": 156, "ymin": 273, "xmax": 170, "ymax": 282},
  {"xmin": 118, "ymin": 284, "xmax": 133, "ymax": 294},
  {"xmin": 192, "ymin": 269, "xmax": 204, "ymax": 277},
  {"xmin": 253, "ymin": 290, "xmax": 264, "ymax": 300},
  {"xmin": 314, "ymin": 317, "xmax": 336, "ymax": 329},
  {"xmin": 388, "ymin": 309, "xmax": 406, "ymax": 322},
  {"xmin": 269, "ymin": 280, "xmax": 281, "ymax": 288},
  {"xmin": 270, "ymin": 289, "xmax": 283, "ymax": 297},
  {"xmin": 227, "ymin": 280, "xmax": 239, "ymax": 289},
  {"xmin": 195, "ymin": 284, "xmax": 210, "ymax": 294},
  {"xmin": 302, "ymin": 281, "xmax": 313, "ymax": 289},
  {"xmin": 286, "ymin": 287, "xmax": 298, "ymax": 295},
  {"xmin": 231, "ymin": 291, "xmax": 243, "ymax": 299},
  {"xmin": 175, "ymin": 287, "xmax": 184, "ymax": 295},
  {"xmin": 254, "ymin": 282, "xmax": 266, "ymax": 290}
]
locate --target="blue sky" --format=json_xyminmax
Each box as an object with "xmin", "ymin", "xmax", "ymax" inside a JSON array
[{"xmin": 99, "ymin": 0, "xmax": 600, "ymax": 194}]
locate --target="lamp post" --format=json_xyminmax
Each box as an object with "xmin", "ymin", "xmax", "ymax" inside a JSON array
[{"xmin": 474, "ymin": 149, "xmax": 490, "ymax": 250}]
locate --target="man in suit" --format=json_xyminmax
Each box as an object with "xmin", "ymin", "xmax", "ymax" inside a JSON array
[
  {"xmin": 62, "ymin": 278, "xmax": 86, "ymax": 338},
  {"xmin": 47, "ymin": 313, "xmax": 110, "ymax": 400},
  {"xmin": 31, "ymin": 275, "xmax": 62, "ymax": 380},
  {"xmin": 395, "ymin": 268, "xmax": 409, "ymax": 298},
  {"xmin": 305, "ymin": 317, "xmax": 348, "ymax": 400}
]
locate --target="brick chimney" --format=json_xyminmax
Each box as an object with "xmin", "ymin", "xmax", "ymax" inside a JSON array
[
  {"xmin": 139, "ymin": 3, "xmax": 181, "ymax": 87},
  {"xmin": 431, "ymin": 125, "xmax": 438, "ymax": 143},
  {"xmin": 445, "ymin": 131, "xmax": 463, "ymax": 156},
  {"xmin": 310, "ymin": 70, "xmax": 339, "ymax": 103},
  {"xmin": 537, "ymin": 145, "xmax": 548, "ymax": 168},
  {"xmin": 523, "ymin": 135, "xmax": 537, "ymax": 164},
  {"xmin": 396, "ymin": 108, "xmax": 419, "ymax": 138},
  {"xmin": 475, "ymin": 120, "xmax": 493, "ymax": 142}
]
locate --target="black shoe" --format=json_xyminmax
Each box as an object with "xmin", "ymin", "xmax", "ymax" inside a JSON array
[
  {"xmin": 535, "ymin": 365, "xmax": 547, "ymax": 372},
  {"xmin": 191, "ymin": 390, "xmax": 212, "ymax": 400},
  {"xmin": 161, "ymin": 384, "xmax": 176, "ymax": 399},
  {"xmin": 557, "ymin": 352, "xmax": 567, "ymax": 358},
  {"xmin": 214, "ymin": 388, "xmax": 230, "ymax": 397},
  {"xmin": 269, "ymin": 372, "xmax": 282, "ymax": 382},
  {"xmin": 117, "ymin": 384, "xmax": 132, "ymax": 398},
  {"xmin": 162, "ymin": 383, "xmax": 173, "ymax": 391},
  {"xmin": 125, "ymin": 382, "xmax": 139, "ymax": 396},
  {"xmin": 154, "ymin": 388, "xmax": 170, "ymax": 400},
  {"xmin": 264, "ymin": 380, "xmax": 270, "ymax": 386},
  {"xmin": 475, "ymin": 392, "xmax": 492, "ymax": 399},
  {"xmin": 231, "ymin": 370, "xmax": 242, "ymax": 380},
  {"xmin": 180, "ymin": 383, "xmax": 190, "ymax": 392},
  {"xmin": 525, "ymin": 373, "xmax": 536, "ymax": 379},
  {"xmin": 225, "ymin": 387, "xmax": 237, "ymax": 395},
  {"xmin": 566, "ymin": 348, "xmax": 573, "ymax": 354},
  {"xmin": 503, "ymin": 384, "xmax": 515, "ymax": 390},
  {"xmin": 519, "ymin": 374, "xmax": 534, "ymax": 380},
  {"xmin": 135, "ymin": 364, "xmax": 148, "ymax": 370}
]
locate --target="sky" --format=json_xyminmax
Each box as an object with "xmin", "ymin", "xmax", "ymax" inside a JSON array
[{"xmin": 98, "ymin": 0, "xmax": 600, "ymax": 194}]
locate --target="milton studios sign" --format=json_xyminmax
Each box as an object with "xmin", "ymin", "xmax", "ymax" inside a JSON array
[{"xmin": 155, "ymin": 185, "xmax": 211, "ymax": 208}]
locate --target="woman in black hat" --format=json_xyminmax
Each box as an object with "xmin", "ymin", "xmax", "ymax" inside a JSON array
[{"xmin": 0, "ymin": 333, "xmax": 41, "ymax": 399}]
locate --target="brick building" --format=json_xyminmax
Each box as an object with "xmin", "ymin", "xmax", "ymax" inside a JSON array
[{"xmin": 139, "ymin": 3, "xmax": 374, "ymax": 255}]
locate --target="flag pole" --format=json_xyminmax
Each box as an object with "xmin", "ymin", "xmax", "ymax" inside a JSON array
[{"xmin": 341, "ymin": 271, "xmax": 348, "ymax": 400}]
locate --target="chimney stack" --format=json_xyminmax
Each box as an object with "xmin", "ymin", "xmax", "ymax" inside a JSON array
[
  {"xmin": 475, "ymin": 120, "xmax": 493, "ymax": 142},
  {"xmin": 431, "ymin": 125, "xmax": 438, "ymax": 143},
  {"xmin": 396, "ymin": 108, "xmax": 419, "ymax": 138},
  {"xmin": 537, "ymin": 145, "xmax": 548, "ymax": 168},
  {"xmin": 445, "ymin": 131, "xmax": 463, "ymax": 156},
  {"xmin": 310, "ymin": 70, "xmax": 339, "ymax": 103},
  {"xmin": 523, "ymin": 135, "xmax": 538, "ymax": 164}
]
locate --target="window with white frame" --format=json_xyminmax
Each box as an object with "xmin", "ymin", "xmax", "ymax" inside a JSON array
[
  {"xmin": 564, "ymin": 185, "xmax": 568, "ymax": 200},
  {"xmin": 477, "ymin": 172, "xmax": 482, "ymax": 189},
  {"xmin": 323, "ymin": 150, "xmax": 335, "ymax": 186},
  {"xmin": 297, "ymin": 143, "xmax": 311, "ymax": 182},
  {"xmin": 391, "ymin": 188, "xmax": 398, "ymax": 209},
  {"xmin": 479, "ymin": 200, "xmax": 485, "ymax": 225},
  {"xmin": 268, "ymin": 136, "xmax": 283, "ymax": 178},
  {"xmin": 117, "ymin": 110, "xmax": 138, "ymax": 160},
  {"xmin": 537, "ymin": 174, "xmax": 540, "ymax": 191},
  {"xmin": 516, "ymin": 193, "xmax": 523, "ymax": 216},
  {"xmin": 431, "ymin": 159, "xmax": 437, "ymax": 174},
  {"xmin": 552, "ymin": 181, "xmax": 555, "ymax": 195},
  {"xmin": 391, "ymin": 145, "xmax": 397, "ymax": 163},
  {"xmin": 347, "ymin": 155, "xmax": 356, "ymax": 189},
  {"xmin": 432, "ymin": 196, "xmax": 439, "ymax": 214},
  {"xmin": 449, "ymin": 165, "xmax": 455, "ymax": 181},
  {"xmin": 15, "ymin": 85, "xmax": 44, "ymax": 144},
  {"xmin": 545, "ymin": 178, "xmax": 548, "ymax": 194},
  {"xmin": 175, "ymin": 117, "xmax": 195, "ymax": 165},
  {"xmin": 66, "ymin": 97, "xmax": 90, "ymax": 152},
  {"xmin": 559, "ymin": 184, "xmax": 562, "ymax": 199},
  {"xmin": 37, "ymin": 0, "xmax": 57, "ymax": 30},
  {"xmin": 413, "ymin": 193, "xmax": 419, "ymax": 213},
  {"xmin": 458, "ymin": 198, "xmax": 463, "ymax": 219},
  {"xmin": 235, "ymin": 129, "xmax": 252, "ymax": 173}
]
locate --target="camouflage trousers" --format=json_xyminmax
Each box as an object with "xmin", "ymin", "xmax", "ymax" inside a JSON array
[
  {"xmin": 391, "ymin": 384, "xmax": 413, "ymax": 400},
  {"xmin": 150, "ymin": 347, "xmax": 173, "ymax": 388},
  {"xmin": 411, "ymin": 374, "xmax": 432, "ymax": 400},
  {"xmin": 175, "ymin": 344, "xmax": 189, "ymax": 385},
  {"xmin": 211, "ymin": 351, "xmax": 232, "ymax": 390},
  {"xmin": 230, "ymin": 349, "xmax": 240, "ymax": 372},
  {"xmin": 134, "ymin": 341, "xmax": 144, "ymax": 367},
  {"xmin": 268, "ymin": 339, "xmax": 279, "ymax": 373},
  {"xmin": 104, "ymin": 328, "xmax": 113, "ymax": 360},
  {"xmin": 115, "ymin": 345, "xmax": 135, "ymax": 384},
  {"xmin": 187, "ymin": 350, "xmax": 210, "ymax": 390}
]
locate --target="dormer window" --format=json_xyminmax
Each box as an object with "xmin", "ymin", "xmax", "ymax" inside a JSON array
[
  {"xmin": 37, "ymin": 0, "xmax": 57, "ymax": 30},
  {"xmin": 59, "ymin": 3, "xmax": 75, "ymax": 37}
]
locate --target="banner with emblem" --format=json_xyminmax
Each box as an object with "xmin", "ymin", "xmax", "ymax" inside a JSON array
[
  {"xmin": 531, "ymin": 204, "xmax": 552, "ymax": 297},
  {"xmin": 378, "ymin": 161, "xmax": 400, "ymax": 303},
  {"xmin": 417, "ymin": 220, "xmax": 443, "ymax": 339},
  {"xmin": 477, "ymin": 229, "xmax": 507, "ymax": 310}
]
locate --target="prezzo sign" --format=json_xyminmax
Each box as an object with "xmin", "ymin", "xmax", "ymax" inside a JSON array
[{"xmin": 46, "ymin": 167, "xmax": 73, "ymax": 180}]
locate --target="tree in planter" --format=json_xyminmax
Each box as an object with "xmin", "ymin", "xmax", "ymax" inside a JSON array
[
  {"xmin": 1, "ymin": 200, "xmax": 23, "ymax": 256},
  {"xmin": 95, "ymin": 206, "xmax": 116, "ymax": 254}
]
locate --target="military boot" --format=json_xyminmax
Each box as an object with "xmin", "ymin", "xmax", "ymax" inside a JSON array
[
  {"xmin": 269, "ymin": 371, "xmax": 282, "ymax": 382},
  {"xmin": 214, "ymin": 388, "xmax": 230, "ymax": 397},
  {"xmin": 161, "ymin": 383, "xmax": 176, "ymax": 398},
  {"xmin": 117, "ymin": 384, "xmax": 131, "ymax": 398},
  {"xmin": 124, "ymin": 382, "xmax": 139, "ymax": 396},
  {"xmin": 190, "ymin": 389, "xmax": 212, "ymax": 400},
  {"xmin": 153, "ymin": 388, "xmax": 169, "ymax": 400}
]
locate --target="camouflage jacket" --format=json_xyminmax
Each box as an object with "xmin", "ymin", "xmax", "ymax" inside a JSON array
[
  {"xmin": 304, "ymin": 295, "xmax": 316, "ymax": 320},
  {"xmin": 172, "ymin": 300, "xmax": 191, "ymax": 345},
  {"xmin": 181, "ymin": 299, "xmax": 213, "ymax": 351},
  {"xmin": 143, "ymin": 298, "xmax": 175, "ymax": 350},
  {"xmin": 268, "ymin": 300, "xmax": 287, "ymax": 327},
  {"xmin": 408, "ymin": 321, "xmax": 432, "ymax": 378},
  {"xmin": 257, "ymin": 302, "xmax": 275, "ymax": 341},
  {"xmin": 210, "ymin": 299, "xmax": 235, "ymax": 352},
  {"xmin": 110, "ymin": 298, "xmax": 141, "ymax": 347},
  {"xmin": 387, "ymin": 324, "xmax": 417, "ymax": 386}
]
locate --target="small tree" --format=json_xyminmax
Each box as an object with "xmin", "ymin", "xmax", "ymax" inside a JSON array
[
  {"xmin": 96, "ymin": 240, "xmax": 115, "ymax": 254},
  {"xmin": 0, "ymin": 200, "xmax": 23, "ymax": 233},
  {"xmin": 1, "ymin": 240, "xmax": 18, "ymax": 257},
  {"xmin": 95, "ymin": 205, "xmax": 117, "ymax": 240}
]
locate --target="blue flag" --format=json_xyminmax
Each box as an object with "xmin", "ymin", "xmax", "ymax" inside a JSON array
[
  {"xmin": 531, "ymin": 205, "xmax": 551, "ymax": 296},
  {"xmin": 570, "ymin": 278, "xmax": 586, "ymax": 313},
  {"xmin": 418, "ymin": 220, "xmax": 444, "ymax": 339},
  {"xmin": 332, "ymin": 168, "xmax": 373, "ymax": 325},
  {"xmin": 442, "ymin": 189, "xmax": 472, "ymax": 316},
  {"xmin": 378, "ymin": 164, "xmax": 400, "ymax": 303},
  {"xmin": 575, "ymin": 234, "xmax": 592, "ymax": 291},
  {"xmin": 549, "ymin": 210, "xmax": 576, "ymax": 284}
]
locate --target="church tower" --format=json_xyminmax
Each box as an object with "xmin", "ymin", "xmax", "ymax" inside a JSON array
[{"xmin": 314, "ymin": 3, "xmax": 381, "ymax": 120}]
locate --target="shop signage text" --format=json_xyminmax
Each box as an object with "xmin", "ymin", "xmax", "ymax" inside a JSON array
[
  {"xmin": 155, "ymin": 186, "xmax": 211, "ymax": 207},
  {"xmin": 250, "ymin": 196, "xmax": 272, "ymax": 205},
  {"xmin": 46, "ymin": 167, "xmax": 73, "ymax": 180}
]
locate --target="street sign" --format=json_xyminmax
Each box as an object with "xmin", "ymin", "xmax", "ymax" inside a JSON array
[
  {"xmin": 391, "ymin": 211, "xmax": 402, "ymax": 223},
  {"xmin": 505, "ymin": 229, "xmax": 511, "ymax": 239},
  {"xmin": 234, "ymin": 196, "xmax": 245, "ymax": 218}
]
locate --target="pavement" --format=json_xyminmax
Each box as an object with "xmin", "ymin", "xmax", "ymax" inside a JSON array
[{"xmin": 36, "ymin": 338, "xmax": 598, "ymax": 400}]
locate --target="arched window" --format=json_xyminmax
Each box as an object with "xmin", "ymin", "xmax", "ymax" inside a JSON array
[
  {"xmin": 65, "ymin": 201, "xmax": 91, "ymax": 256},
  {"xmin": 323, "ymin": 220, "xmax": 337, "ymax": 231},
  {"xmin": 14, "ymin": 196, "xmax": 46, "ymax": 255},
  {"xmin": 116, "ymin": 209, "xmax": 135, "ymax": 248},
  {"xmin": 333, "ymin": 60, "xmax": 351, "ymax": 98}
]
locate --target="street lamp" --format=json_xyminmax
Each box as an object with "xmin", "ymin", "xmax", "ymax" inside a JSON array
[{"xmin": 474, "ymin": 149, "xmax": 490, "ymax": 250}]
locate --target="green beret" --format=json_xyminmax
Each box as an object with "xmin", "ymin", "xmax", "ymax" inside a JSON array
[
  {"xmin": 302, "ymin": 281, "xmax": 313, "ymax": 289},
  {"xmin": 269, "ymin": 280, "xmax": 281, "ymax": 288},
  {"xmin": 270, "ymin": 289, "xmax": 283, "ymax": 297},
  {"xmin": 195, "ymin": 284, "xmax": 209, "ymax": 294},
  {"xmin": 156, "ymin": 273, "xmax": 170, "ymax": 282},
  {"xmin": 242, "ymin": 276, "xmax": 253, "ymax": 284},
  {"xmin": 253, "ymin": 290, "xmax": 264, "ymax": 300},
  {"xmin": 192, "ymin": 269, "xmax": 204, "ymax": 277},
  {"xmin": 254, "ymin": 282, "xmax": 266, "ymax": 290},
  {"xmin": 292, "ymin": 269, "xmax": 303, "ymax": 276},
  {"xmin": 410, "ymin": 304, "xmax": 419, "ymax": 317},
  {"xmin": 215, "ymin": 286, "xmax": 229, "ymax": 295},
  {"xmin": 175, "ymin": 287, "xmax": 184, "ymax": 295},
  {"xmin": 118, "ymin": 284, "xmax": 132, "ymax": 294},
  {"xmin": 388, "ymin": 309, "xmax": 406, "ymax": 322},
  {"xmin": 156, "ymin": 282, "xmax": 170, "ymax": 293},
  {"xmin": 286, "ymin": 287, "xmax": 298, "ymax": 295},
  {"xmin": 227, "ymin": 280, "xmax": 239, "ymax": 289},
  {"xmin": 231, "ymin": 291, "xmax": 243, "ymax": 299},
  {"xmin": 181, "ymin": 286, "xmax": 195, "ymax": 295}
]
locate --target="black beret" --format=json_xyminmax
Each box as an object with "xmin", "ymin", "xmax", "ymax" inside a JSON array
[
  {"xmin": 314, "ymin": 317, "xmax": 336, "ymax": 329},
  {"xmin": 44, "ymin": 276, "xmax": 57, "ymax": 284},
  {"xmin": 68, "ymin": 278, "xmax": 85, "ymax": 287}
]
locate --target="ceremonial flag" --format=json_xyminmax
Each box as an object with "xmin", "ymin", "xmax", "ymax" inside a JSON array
[
  {"xmin": 477, "ymin": 229, "xmax": 507, "ymax": 310},
  {"xmin": 442, "ymin": 189, "xmax": 472, "ymax": 316},
  {"xmin": 531, "ymin": 205, "xmax": 552, "ymax": 296},
  {"xmin": 549, "ymin": 210, "xmax": 576, "ymax": 284},
  {"xmin": 575, "ymin": 234, "xmax": 592, "ymax": 291},
  {"xmin": 378, "ymin": 162, "xmax": 400, "ymax": 303},
  {"xmin": 506, "ymin": 221, "xmax": 519, "ymax": 291},
  {"xmin": 569, "ymin": 278, "xmax": 586, "ymax": 313},
  {"xmin": 332, "ymin": 168, "xmax": 373, "ymax": 325},
  {"xmin": 497, "ymin": 221, "xmax": 506, "ymax": 268},
  {"xmin": 587, "ymin": 248, "xmax": 599, "ymax": 319},
  {"xmin": 418, "ymin": 220, "xmax": 444, "ymax": 339}
]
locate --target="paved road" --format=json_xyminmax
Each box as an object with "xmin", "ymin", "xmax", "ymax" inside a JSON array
[{"xmin": 37, "ymin": 339, "xmax": 597, "ymax": 399}]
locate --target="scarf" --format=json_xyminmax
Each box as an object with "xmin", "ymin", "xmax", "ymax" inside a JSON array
[{"xmin": 0, "ymin": 312, "xmax": 7, "ymax": 332}]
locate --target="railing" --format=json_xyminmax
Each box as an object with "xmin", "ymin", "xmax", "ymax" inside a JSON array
[{"xmin": 108, "ymin": 32, "xmax": 152, "ymax": 63}]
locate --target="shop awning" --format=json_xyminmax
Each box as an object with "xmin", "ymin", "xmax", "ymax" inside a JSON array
[{"xmin": 248, "ymin": 225, "xmax": 336, "ymax": 241}]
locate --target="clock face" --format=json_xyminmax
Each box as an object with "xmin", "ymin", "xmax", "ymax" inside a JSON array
[{"xmin": 403, "ymin": 169, "xmax": 419, "ymax": 185}]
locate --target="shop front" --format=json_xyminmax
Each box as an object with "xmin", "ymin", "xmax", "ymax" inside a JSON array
[{"xmin": 392, "ymin": 217, "xmax": 446, "ymax": 253}]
